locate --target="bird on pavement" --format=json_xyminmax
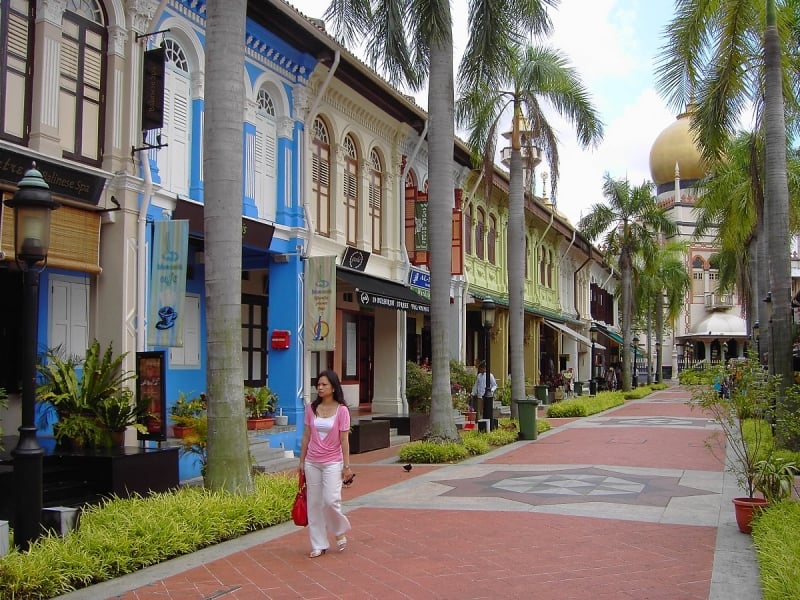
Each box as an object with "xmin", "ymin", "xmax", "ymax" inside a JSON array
[{"xmin": 403, "ymin": 464, "xmax": 412, "ymax": 472}]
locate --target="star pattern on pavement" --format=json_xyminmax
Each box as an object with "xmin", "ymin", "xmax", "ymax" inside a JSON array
[
  {"xmin": 602, "ymin": 417, "xmax": 707, "ymax": 427},
  {"xmin": 435, "ymin": 467, "xmax": 710, "ymax": 507}
]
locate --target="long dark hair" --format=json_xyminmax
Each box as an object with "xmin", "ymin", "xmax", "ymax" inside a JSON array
[{"xmin": 311, "ymin": 369, "xmax": 346, "ymax": 414}]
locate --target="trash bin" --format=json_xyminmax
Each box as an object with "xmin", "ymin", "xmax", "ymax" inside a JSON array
[
  {"xmin": 574, "ymin": 381, "xmax": 583, "ymax": 396},
  {"xmin": 515, "ymin": 397, "xmax": 539, "ymax": 440},
  {"xmin": 534, "ymin": 384, "xmax": 549, "ymax": 404},
  {"xmin": 589, "ymin": 378, "xmax": 597, "ymax": 396}
]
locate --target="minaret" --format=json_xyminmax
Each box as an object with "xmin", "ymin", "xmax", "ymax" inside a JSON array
[{"xmin": 501, "ymin": 115, "xmax": 541, "ymax": 196}]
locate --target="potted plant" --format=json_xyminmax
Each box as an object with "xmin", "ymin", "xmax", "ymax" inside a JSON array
[
  {"xmin": 53, "ymin": 413, "xmax": 104, "ymax": 451},
  {"xmin": 176, "ymin": 413, "xmax": 208, "ymax": 480},
  {"xmin": 754, "ymin": 455, "xmax": 798, "ymax": 503},
  {"xmin": 244, "ymin": 386, "xmax": 277, "ymax": 430},
  {"xmin": 94, "ymin": 388, "xmax": 152, "ymax": 448},
  {"xmin": 170, "ymin": 391, "xmax": 206, "ymax": 438},
  {"xmin": 690, "ymin": 353, "xmax": 782, "ymax": 533}
]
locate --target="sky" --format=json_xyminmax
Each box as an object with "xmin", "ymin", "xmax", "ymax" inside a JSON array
[{"xmin": 287, "ymin": 0, "xmax": 680, "ymax": 226}]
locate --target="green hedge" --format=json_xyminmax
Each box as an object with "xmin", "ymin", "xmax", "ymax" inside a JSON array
[
  {"xmin": 545, "ymin": 391, "xmax": 626, "ymax": 417},
  {"xmin": 752, "ymin": 500, "xmax": 800, "ymax": 600},
  {"xmin": 0, "ymin": 474, "xmax": 296, "ymax": 599}
]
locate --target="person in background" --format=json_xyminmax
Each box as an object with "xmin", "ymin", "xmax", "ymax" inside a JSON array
[
  {"xmin": 298, "ymin": 369, "xmax": 352, "ymax": 558},
  {"xmin": 470, "ymin": 361, "xmax": 498, "ymax": 419}
]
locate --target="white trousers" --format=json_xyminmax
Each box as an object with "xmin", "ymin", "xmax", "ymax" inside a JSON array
[{"xmin": 304, "ymin": 460, "xmax": 351, "ymax": 552}]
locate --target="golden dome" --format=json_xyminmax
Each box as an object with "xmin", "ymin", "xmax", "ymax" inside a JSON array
[{"xmin": 648, "ymin": 106, "xmax": 707, "ymax": 185}]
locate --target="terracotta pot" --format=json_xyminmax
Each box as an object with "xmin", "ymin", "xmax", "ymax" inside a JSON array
[
  {"xmin": 247, "ymin": 417, "xmax": 275, "ymax": 430},
  {"xmin": 110, "ymin": 429, "xmax": 126, "ymax": 449},
  {"xmin": 732, "ymin": 497, "xmax": 769, "ymax": 533},
  {"xmin": 172, "ymin": 425, "xmax": 195, "ymax": 439}
]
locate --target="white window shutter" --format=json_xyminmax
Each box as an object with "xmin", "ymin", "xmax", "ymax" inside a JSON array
[{"xmin": 158, "ymin": 69, "xmax": 190, "ymax": 195}]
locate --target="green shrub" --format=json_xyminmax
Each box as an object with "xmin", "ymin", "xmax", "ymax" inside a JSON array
[
  {"xmin": 460, "ymin": 432, "xmax": 492, "ymax": 455},
  {"xmin": 546, "ymin": 391, "xmax": 626, "ymax": 418},
  {"xmin": 0, "ymin": 473, "xmax": 296, "ymax": 599},
  {"xmin": 650, "ymin": 383, "xmax": 668, "ymax": 391},
  {"xmin": 752, "ymin": 500, "xmax": 800, "ymax": 600},
  {"xmin": 678, "ymin": 365, "xmax": 714, "ymax": 386},
  {"xmin": 624, "ymin": 386, "xmax": 655, "ymax": 400},
  {"xmin": 398, "ymin": 440, "xmax": 469, "ymax": 463},
  {"xmin": 405, "ymin": 361, "xmax": 432, "ymax": 413}
]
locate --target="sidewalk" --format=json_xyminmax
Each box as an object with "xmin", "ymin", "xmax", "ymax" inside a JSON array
[{"xmin": 58, "ymin": 387, "xmax": 762, "ymax": 599}]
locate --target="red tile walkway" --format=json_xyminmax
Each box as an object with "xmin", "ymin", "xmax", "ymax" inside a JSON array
[{"xmin": 60, "ymin": 387, "xmax": 760, "ymax": 600}]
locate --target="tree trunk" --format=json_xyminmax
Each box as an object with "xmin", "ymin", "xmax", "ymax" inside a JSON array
[
  {"xmin": 646, "ymin": 303, "xmax": 653, "ymax": 385},
  {"xmin": 203, "ymin": 0, "xmax": 253, "ymax": 492},
  {"xmin": 764, "ymin": 0, "xmax": 795, "ymax": 447},
  {"xmin": 426, "ymin": 22, "xmax": 458, "ymax": 441},
  {"xmin": 620, "ymin": 248, "xmax": 633, "ymax": 392},
  {"xmin": 507, "ymin": 105, "xmax": 526, "ymax": 420},
  {"xmin": 655, "ymin": 290, "xmax": 664, "ymax": 383}
]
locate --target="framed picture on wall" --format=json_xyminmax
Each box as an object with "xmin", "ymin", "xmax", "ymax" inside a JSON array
[{"xmin": 136, "ymin": 351, "xmax": 167, "ymax": 442}]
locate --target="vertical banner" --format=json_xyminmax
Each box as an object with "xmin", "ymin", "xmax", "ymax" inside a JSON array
[
  {"xmin": 147, "ymin": 220, "xmax": 189, "ymax": 347},
  {"xmin": 414, "ymin": 199, "xmax": 428, "ymax": 250},
  {"xmin": 142, "ymin": 47, "xmax": 165, "ymax": 131},
  {"xmin": 306, "ymin": 255, "xmax": 336, "ymax": 351}
]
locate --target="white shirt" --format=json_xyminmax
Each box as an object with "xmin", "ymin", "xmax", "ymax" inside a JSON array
[{"xmin": 472, "ymin": 372, "xmax": 497, "ymax": 397}]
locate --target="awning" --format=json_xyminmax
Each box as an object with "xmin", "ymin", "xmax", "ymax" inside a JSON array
[
  {"xmin": 545, "ymin": 320, "xmax": 606, "ymax": 350},
  {"xmin": 337, "ymin": 268, "xmax": 430, "ymax": 314}
]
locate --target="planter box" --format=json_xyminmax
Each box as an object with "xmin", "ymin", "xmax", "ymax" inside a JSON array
[
  {"xmin": 374, "ymin": 413, "xmax": 430, "ymax": 441},
  {"xmin": 247, "ymin": 417, "xmax": 275, "ymax": 430},
  {"xmin": 349, "ymin": 419, "xmax": 390, "ymax": 454}
]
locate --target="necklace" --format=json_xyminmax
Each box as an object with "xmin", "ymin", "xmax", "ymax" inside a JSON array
[{"xmin": 317, "ymin": 403, "xmax": 338, "ymax": 418}]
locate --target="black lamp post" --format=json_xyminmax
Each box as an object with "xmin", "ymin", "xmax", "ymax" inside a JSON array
[
  {"xmin": 4, "ymin": 163, "xmax": 60, "ymax": 550},
  {"xmin": 654, "ymin": 340, "xmax": 661, "ymax": 383},
  {"xmin": 481, "ymin": 299, "xmax": 496, "ymax": 429},
  {"xmin": 753, "ymin": 321, "xmax": 760, "ymax": 364},
  {"xmin": 722, "ymin": 341, "xmax": 728, "ymax": 363},
  {"xmin": 764, "ymin": 292, "xmax": 773, "ymax": 373},
  {"xmin": 589, "ymin": 322, "xmax": 598, "ymax": 396},
  {"xmin": 632, "ymin": 334, "xmax": 640, "ymax": 388}
]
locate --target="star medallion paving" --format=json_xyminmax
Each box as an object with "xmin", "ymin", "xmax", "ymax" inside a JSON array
[
  {"xmin": 601, "ymin": 417, "xmax": 710, "ymax": 427},
  {"xmin": 435, "ymin": 467, "xmax": 711, "ymax": 507}
]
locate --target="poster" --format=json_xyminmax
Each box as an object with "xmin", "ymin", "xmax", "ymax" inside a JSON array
[
  {"xmin": 147, "ymin": 220, "xmax": 189, "ymax": 347},
  {"xmin": 136, "ymin": 351, "xmax": 166, "ymax": 442},
  {"xmin": 306, "ymin": 255, "xmax": 336, "ymax": 351}
]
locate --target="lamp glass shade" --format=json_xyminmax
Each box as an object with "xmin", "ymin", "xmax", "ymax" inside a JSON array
[
  {"xmin": 14, "ymin": 204, "xmax": 52, "ymax": 263},
  {"xmin": 481, "ymin": 300, "xmax": 496, "ymax": 328},
  {"xmin": 753, "ymin": 321, "xmax": 760, "ymax": 341},
  {"xmin": 589, "ymin": 323, "xmax": 597, "ymax": 343},
  {"xmin": 632, "ymin": 335, "xmax": 639, "ymax": 346}
]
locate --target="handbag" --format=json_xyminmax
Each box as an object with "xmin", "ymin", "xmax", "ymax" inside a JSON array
[{"xmin": 292, "ymin": 470, "xmax": 308, "ymax": 527}]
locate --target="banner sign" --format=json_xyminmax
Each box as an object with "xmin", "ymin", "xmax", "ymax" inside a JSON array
[
  {"xmin": 414, "ymin": 200, "xmax": 428, "ymax": 250},
  {"xmin": 142, "ymin": 47, "xmax": 165, "ymax": 131},
  {"xmin": 147, "ymin": 220, "xmax": 189, "ymax": 347},
  {"xmin": 306, "ymin": 255, "xmax": 336, "ymax": 351}
]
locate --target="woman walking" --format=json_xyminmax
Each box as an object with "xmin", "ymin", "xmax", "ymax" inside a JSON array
[{"xmin": 298, "ymin": 369, "xmax": 353, "ymax": 558}]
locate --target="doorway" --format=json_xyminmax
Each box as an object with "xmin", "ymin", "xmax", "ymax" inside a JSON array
[{"xmin": 358, "ymin": 314, "xmax": 374, "ymax": 405}]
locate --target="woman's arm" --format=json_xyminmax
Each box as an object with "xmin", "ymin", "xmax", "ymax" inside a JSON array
[
  {"xmin": 339, "ymin": 405, "xmax": 352, "ymax": 474},
  {"xmin": 298, "ymin": 406, "xmax": 310, "ymax": 470}
]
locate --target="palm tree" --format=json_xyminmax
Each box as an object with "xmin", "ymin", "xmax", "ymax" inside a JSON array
[
  {"xmin": 202, "ymin": 0, "xmax": 253, "ymax": 493},
  {"xmin": 579, "ymin": 176, "xmax": 677, "ymax": 391},
  {"xmin": 323, "ymin": 0, "xmax": 554, "ymax": 441},
  {"xmin": 655, "ymin": 0, "xmax": 798, "ymax": 393},
  {"xmin": 456, "ymin": 44, "xmax": 603, "ymax": 415},
  {"xmin": 634, "ymin": 240, "xmax": 690, "ymax": 384}
]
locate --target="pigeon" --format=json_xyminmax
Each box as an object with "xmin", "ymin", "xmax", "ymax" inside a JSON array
[{"xmin": 403, "ymin": 464, "xmax": 412, "ymax": 472}]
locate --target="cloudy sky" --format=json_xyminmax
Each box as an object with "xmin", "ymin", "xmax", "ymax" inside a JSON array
[{"xmin": 286, "ymin": 0, "xmax": 680, "ymax": 226}]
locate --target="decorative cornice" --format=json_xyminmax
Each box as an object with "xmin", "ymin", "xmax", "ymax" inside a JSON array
[
  {"xmin": 38, "ymin": 0, "xmax": 66, "ymax": 26},
  {"xmin": 277, "ymin": 117, "xmax": 295, "ymax": 139},
  {"xmin": 108, "ymin": 25, "xmax": 127, "ymax": 57},
  {"xmin": 127, "ymin": 0, "xmax": 161, "ymax": 34}
]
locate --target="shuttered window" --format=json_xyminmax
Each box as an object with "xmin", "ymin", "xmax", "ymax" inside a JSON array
[
  {"xmin": 311, "ymin": 117, "xmax": 330, "ymax": 236},
  {"xmin": 0, "ymin": 0, "xmax": 33, "ymax": 143},
  {"xmin": 464, "ymin": 205, "xmax": 472, "ymax": 255},
  {"xmin": 49, "ymin": 274, "xmax": 90, "ymax": 361},
  {"xmin": 475, "ymin": 208, "xmax": 485, "ymax": 260},
  {"xmin": 487, "ymin": 215, "xmax": 496, "ymax": 264},
  {"xmin": 154, "ymin": 39, "xmax": 190, "ymax": 195},
  {"xmin": 368, "ymin": 149, "xmax": 382, "ymax": 254},
  {"xmin": 343, "ymin": 135, "xmax": 358, "ymax": 246},
  {"xmin": 59, "ymin": 1, "xmax": 106, "ymax": 166},
  {"xmin": 251, "ymin": 88, "xmax": 277, "ymax": 221},
  {"xmin": 169, "ymin": 295, "xmax": 200, "ymax": 367}
]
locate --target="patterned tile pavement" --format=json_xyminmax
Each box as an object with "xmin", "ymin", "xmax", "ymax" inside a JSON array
[{"xmin": 57, "ymin": 387, "xmax": 762, "ymax": 600}]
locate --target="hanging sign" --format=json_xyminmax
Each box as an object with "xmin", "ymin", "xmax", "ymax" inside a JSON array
[{"xmin": 147, "ymin": 220, "xmax": 189, "ymax": 347}]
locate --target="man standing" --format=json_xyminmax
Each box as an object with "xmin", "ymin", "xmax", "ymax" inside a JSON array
[{"xmin": 471, "ymin": 361, "xmax": 497, "ymax": 419}]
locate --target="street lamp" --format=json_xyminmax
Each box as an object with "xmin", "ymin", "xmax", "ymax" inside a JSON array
[
  {"xmin": 481, "ymin": 299, "xmax": 496, "ymax": 430},
  {"xmin": 753, "ymin": 321, "xmax": 760, "ymax": 363},
  {"xmin": 764, "ymin": 292, "xmax": 773, "ymax": 371},
  {"xmin": 589, "ymin": 322, "xmax": 598, "ymax": 396},
  {"xmin": 4, "ymin": 163, "xmax": 60, "ymax": 550},
  {"xmin": 722, "ymin": 341, "xmax": 728, "ymax": 363},
  {"xmin": 654, "ymin": 340, "xmax": 661, "ymax": 383},
  {"xmin": 632, "ymin": 334, "xmax": 640, "ymax": 388}
]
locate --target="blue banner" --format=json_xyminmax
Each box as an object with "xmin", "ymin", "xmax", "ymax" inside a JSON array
[{"xmin": 147, "ymin": 220, "xmax": 189, "ymax": 347}]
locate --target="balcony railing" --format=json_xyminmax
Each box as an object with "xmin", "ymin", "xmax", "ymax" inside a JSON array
[{"xmin": 704, "ymin": 292, "xmax": 733, "ymax": 309}]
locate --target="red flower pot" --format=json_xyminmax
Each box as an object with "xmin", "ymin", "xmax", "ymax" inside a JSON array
[{"xmin": 732, "ymin": 497, "xmax": 769, "ymax": 534}]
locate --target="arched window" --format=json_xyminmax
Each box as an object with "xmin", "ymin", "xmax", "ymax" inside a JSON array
[
  {"xmin": 547, "ymin": 249, "xmax": 553, "ymax": 287},
  {"xmin": 311, "ymin": 117, "xmax": 331, "ymax": 236},
  {"xmin": 368, "ymin": 149, "xmax": 382, "ymax": 254},
  {"xmin": 525, "ymin": 235, "xmax": 529, "ymax": 278},
  {"xmin": 152, "ymin": 38, "xmax": 191, "ymax": 194},
  {"xmin": 60, "ymin": 0, "xmax": 107, "ymax": 165},
  {"xmin": 250, "ymin": 87, "xmax": 277, "ymax": 219},
  {"xmin": 487, "ymin": 214, "xmax": 497, "ymax": 264},
  {"xmin": 475, "ymin": 208, "xmax": 485, "ymax": 260},
  {"xmin": 343, "ymin": 134, "xmax": 358, "ymax": 246},
  {"xmin": 0, "ymin": 0, "xmax": 33, "ymax": 143},
  {"xmin": 692, "ymin": 255, "xmax": 705, "ymax": 296}
]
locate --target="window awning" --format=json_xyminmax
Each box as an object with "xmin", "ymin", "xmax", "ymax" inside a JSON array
[
  {"xmin": 545, "ymin": 319, "xmax": 606, "ymax": 350},
  {"xmin": 338, "ymin": 268, "xmax": 430, "ymax": 314}
]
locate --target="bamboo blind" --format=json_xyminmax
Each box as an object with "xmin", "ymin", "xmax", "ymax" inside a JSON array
[{"xmin": 1, "ymin": 201, "xmax": 101, "ymax": 273}]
